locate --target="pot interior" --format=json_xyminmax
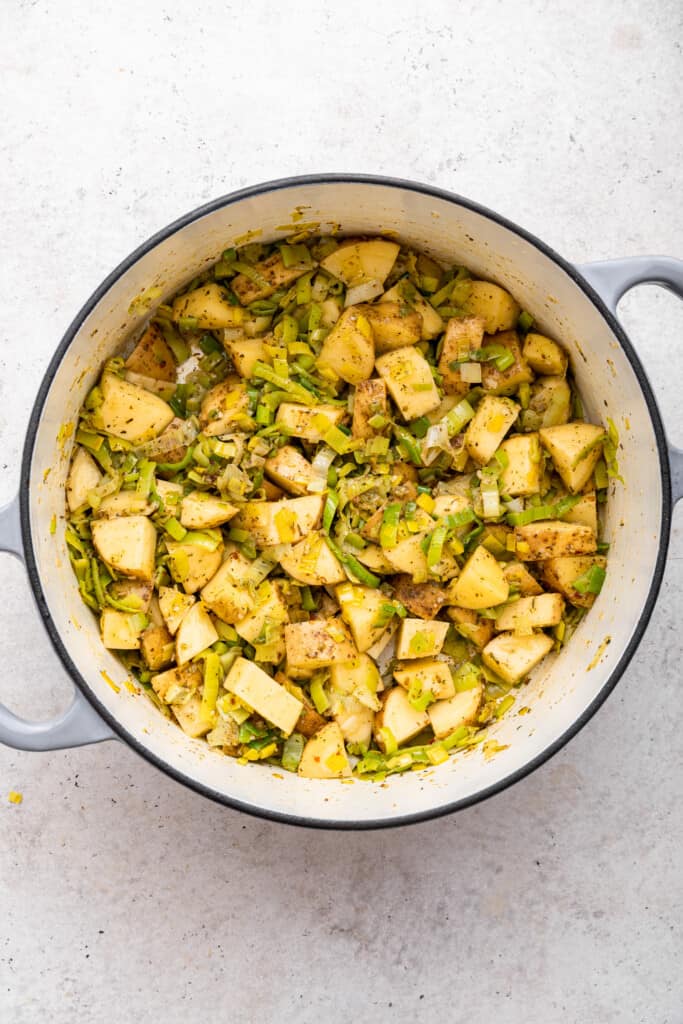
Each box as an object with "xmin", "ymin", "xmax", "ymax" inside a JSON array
[{"xmin": 25, "ymin": 179, "xmax": 665, "ymax": 825}]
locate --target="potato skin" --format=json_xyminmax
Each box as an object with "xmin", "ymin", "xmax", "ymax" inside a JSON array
[
  {"xmin": 125, "ymin": 324, "xmax": 176, "ymax": 382},
  {"xmin": 391, "ymin": 575, "xmax": 447, "ymax": 619}
]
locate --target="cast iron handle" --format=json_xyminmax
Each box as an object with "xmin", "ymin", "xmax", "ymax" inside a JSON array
[
  {"xmin": 0, "ymin": 495, "xmax": 116, "ymax": 750},
  {"xmin": 578, "ymin": 256, "xmax": 683, "ymax": 505}
]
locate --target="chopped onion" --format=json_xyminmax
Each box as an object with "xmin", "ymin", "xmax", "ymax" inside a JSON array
[
  {"xmin": 459, "ymin": 361, "xmax": 482, "ymax": 384},
  {"xmin": 344, "ymin": 279, "xmax": 384, "ymax": 307}
]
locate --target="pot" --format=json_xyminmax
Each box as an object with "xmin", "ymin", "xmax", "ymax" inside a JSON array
[{"xmin": 1, "ymin": 175, "xmax": 681, "ymax": 829}]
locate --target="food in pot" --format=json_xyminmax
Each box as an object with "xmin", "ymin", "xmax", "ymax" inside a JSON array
[{"xmin": 64, "ymin": 233, "xmax": 617, "ymax": 779}]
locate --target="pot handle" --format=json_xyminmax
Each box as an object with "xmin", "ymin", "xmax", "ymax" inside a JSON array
[
  {"xmin": 0, "ymin": 495, "xmax": 116, "ymax": 750},
  {"xmin": 578, "ymin": 256, "xmax": 683, "ymax": 505}
]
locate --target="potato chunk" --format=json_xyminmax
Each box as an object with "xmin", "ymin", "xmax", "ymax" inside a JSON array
[
  {"xmin": 158, "ymin": 586, "xmax": 195, "ymax": 635},
  {"xmin": 231, "ymin": 252, "xmax": 311, "ymax": 305},
  {"xmin": 298, "ymin": 721, "xmax": 352, "ymax": 778},
  {"xmin": 498, "ymin": 433, "xmax": 542, "ymax": 496},
  {"xmin": 234, "ymin": 580, "xmax": 289, "ymax": 663},
  {"xmin": 166, "ymin": 539, "xmax": 223, "ymax": 594},
  {"xmin": 200, "ymin": 544, "xmax": 262, "ymax": 622},
  {"xmin": 514, "ymin": 520, "xmax": 596, "ymax": 560},
  {"xmin": 284, "ymin": 618, "xmax": 357, "ymax": 672},
  {"xmin": 462, "ymin": 281, "xmax": 520, "ymax": 333},
  {"xmin": 522, "ymin": 332, "xmax": 568, "ymax": 376},
  {"xmin": 172, "ymin": 694, "xmax": 213, "ymax": 739},
  {"xmin": 480, "ymin": 332, "xmax": 533, "ymax": 395},
  {"xmin": 223, "ymin": 335, "xmax": 266, "ymax": 379},
  {"xmin": 125, "ymin": 323, "xmax": 176, "ymax": 382},
  {"xmin": 336, "ymin": 582, "xmax": 396, "ymax": 654},
  {"xmin": 329, "ymin": 691, "xmax": 374, "ymax": 748},
  {"xmin": 374, "ymin": 687, "xmax": 429, "ymax": 749},
  {"xmin": 541, "ymin": 555, "xmax": 608, "ymax": 608},
  {"xmin": 465, "ymin": 395, "xmax": 519, "ymax": 465},
  {"xmin": 437, "ymin": 316, "xmax": 486, "ymax": 395},
  {"xmin": 428, "ymin": 685, "xmax": 483, "ymax": 738},
  {"xmin": 93, "ymin": 373, "xmax": 174, "ymax": 444},
  {"xmin": 502, "ymin": 561, "xmax": 544, "ymax": 597},
  {"xmin": 482, "ymin": 632, "xmax": 554, "ymax": 684},
  {"xmin": 360, "ymin": 301, "xmax": 422, "ymax": 353},
  {"xmin": 91, "ymin": 515, "xmax": 157, "ymax": 581},
  {"xmin": 66, "ymin": 447, "xmax": 102, "ymax": 512},
  {"xmin": 152, "ymin": 663, "xmax": 202, "ymax": 704},
  {"xmin": 275, "ymin": 402, "xmax": 346, "ymax": 442},
  {"xmin": 382, "ymin": 278, "xmax": 444, "ymax": 341},
  {"xmin": 393, "ymin": 659, "xmax": 455, "ymax": 701},
  {"xmin": 562, "ymin": 491, "xmax": 598, "ymax": 534},
  {"xmin": 172, "ymin": 282, "xmax": 244, "ymax": 329},
  {"xmin": 376, "ymin": 346, "xmax": 441, "ymax": 420},
  {"xmin": 100, "ymin": 608, "xmax": 144, "ymax": 650},
  {"xmin": 264, "ymin": 445, "xmax": 318, "ymax": 496},
  {"xmin": 495, "ymin": 593, "xmax": 565, "ymax": 631},
  {"xmin": 449, "ymin": 545, "xmax": 509, "ymax": 610},
  {"xmin": 445, "ymin": 607, "xmax": 494, "ymax": 649},
  {"xmin": 225, "ymin": 657, "xmax": 303, "ymax": 735},
  {"xmin": 329, "ymin": 653, "xmax": 382, "ymax": 710},
  {"xmin": 278, "ymin": 533, "xmax": 346, "ymax": 586},
  {"xmin": 231, "ymin": 495, "xmax": 323, "ymax": 547},
  {"xmin": 316, "ymin": 307, "xmax": 375, "ymax": 384},
  {"xmin": 352, "ymin": 378, "xmax": 389, "ymax": 440},
  {"xmin": 199, "ymin": 377, "xmax": 251, "ymax": 436},
  {"xmin": 140, "ymin": 624, "xmax": 175, "ymax": 670},
  {"xmin": 175, "ymin": 602, "xmax": 218, "ymax": 665},
  {"xmin": 320, "ymin": 239, "xmax": 399, "ymax": 288},
  {"xmin": 395, "ymin": 618, "xmax": 449, "ymax": 659},
  {"xmin": 180, "ymin": 491, "xmax": 238, "ymax": 529},
  {"xmin": 539, "ymin": 422, "xmax": 606, "ymax": 493},
  {"xmin": 391, "ymin": 576, "xmax": 447, "ymax": 619}
]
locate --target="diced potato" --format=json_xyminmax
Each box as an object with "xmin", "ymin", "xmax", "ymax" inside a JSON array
[
  {"xmin": 391, "ymin": 576, "xmax": 447, "ymax": 619},
  {"xmin": 172, "ymin": 282, "xmax": 244, "ymax": 329},
  {"xmin": 316, "ymin": 307, "xmax": 375, "ymax": 384},
  {"xmin": 278, "ymin": 533, "xmax": 345, "ymax": 586},
  {"xmin": 465, "ymin": 395, "xmax": 519, "ymax": 465},
  {"xmin": 502, "ymin": 561, "xmax": 544, "ymax": 597},
  {"xmin": 175, "ymin": 601, "xmax": 218, "ymax": 664},
  {"xmin": 445, "ymin": 606, "xmax": 494, "ymax": 649},
  {"xmin": 93, "ymin": 372, "xmax": 174, "ymax": 444},
  {"xmin": 393, "ymin": 658, "xmax": 455, "ymax": 701},
  {"xmin": 431, "ymin": 493, "xmax": 471, "ymax": 519},
  {"xmin": 539, "ymin": 422, "xmax": 606, "ymax": 493},
  {"xmin": 152, "ymin": 663, "xmax": 202, "ymax": 704},
  {"xmin": 125, "ymin": 323, "xmax": 176, "ymax": 382},
  {"xmin": 329, "ymin": 653, "xmax": 382, "ymax": 710},
  {"xmin": 66, "ymin": 448, "xmax": 102, "ymax": 512},
  {"xmin": 525, "ymin": 375, "xmax": 572, "ymax": 429},
  {"xmin": 495, "ymin": 593, "xmax": 565, "ymax": 631},
  {"xmin": 223, "ymin": 335, "xmax": 266, "ymax": 379},
  {"xmin": 329, "ymin": 690, "xmax": 374, "ymax": 748},
  {"xmin": 200, "ymin": 544, "xmax": 261, "ymax": 622},
  {"xmin": 438, "ymin": 316, "xmax": 486, "ymax": 395},
  {"xmin": 541, "ymin": 555, "xmax": 608, "ymax": 608},
  {"xmin": 140, "ymin": 624, "xmax": 175, "ymax": 670},
  {"xmin": 352, "ymin": 378, "xmax": 389, "ymax": 439},
  {"xmin": 96, "ymin": 491, "xmax": 153, "ymax": 517},
  {"xmin": 166, "ymin": 539, "xmax": 223, "ymax": 594},
  {"xmin": 480, "ymin": 332, "xmax": 533, "ymax": 395},
  {"xmin": 234, "ymin": 580, "xmax": 289, "ymax": 663},
  {"xmin": 354, "ymin": 544, "xmax": 396, "ymax": 575},
  {"xmin": 523, "ymin": 332, "xmax": 568, "ymax": 376},
  {"xmin": 108, "ymin": 579, "xmax": 154, "ymax": 613},
  {"xmin": 374, "ymin": 687, "xmax": 429, "ymax": 749},
  {"xmin": 462, "ymin": 280, "xmax": 520, "ymax": 333},
  {"xmin": 294, "ymin": 698, "xmax": 327, "ymax": 739},
  {"xmin": 320, "ymin": 239, "xmax": 399, "ymax": 288},
  {"xmin": 498, "ymin": 432, "xmax": 542, "ymax": 496},
  {"xmin": 298, "ymin": 721, "xmax": 352, "ymax": 778},
  {"xmin": 199, "ymin": 376, "xmax": 251, "ymax": 436},
  {"xmin": 384, "ymin": 532, "xmax": 459, "ymax": 584},
  {"xmin": 375, "ymin": 346, "xmax": 441, "ymax": 420},
  {"xmin": 514, "ymin": 520, "xmax": 597, "ymax": 560},
  {"xmin": 206, "ymin": 715, "xmax": 240, "ymax": 753},
  {"xmin": 231, "ymin": 495, "xmax": 323, "ymax": 548},
  {"xmin": 284, "ymin": 618, "xmax": 357, "ymax": 672},
  {"xmin": 449, "ymin": 545, "xmax": 509, "ymax": 610},
  {"xmin": 336, "ymin": 582, "xmax": 395, "ymax": 654},
  {"xmin": 264, "ymin": 446, "xmax": 318, "ymax": 496},
  {"xmin": 395, "ymin": 618, "xmax": 449, "ymax": 659},
  {"xmin": 100, "ymin": 608, "xmax": 144, "ymax": 650},
  {"xmin": 428, "ymin": 685, "xmax": 483, "ymax": 738},
  {"xmin": 91, "ymin": 515, "xmax": 157, "ymax": 581},
  {"xmin": 382, "ymin": 278, "xmax": 444, "ymax": 341},
  {"xmin": 180, "ymin": 491, "xmax": 238, "ymax": 529},
  {"xmin": 225, "ymin": 656, "xmax": 303, "ymax": 735},
  {"xmin": 172, "ymin": 694, "xmax": 212, "ymax": 739},
  {"xmin": 482, "ymin": 632, "xmax": 554, "ymax": 684},
  {"xmin": 231, "ymin": 252, "xmax": 310, "ymax": 305},
  {"xmin": 158, "ymin": 586, "xmax": 196, "ymax": 635},
  {"xmin": 275, "ymin": 402, "xmax": 346, "ymax": 442},
  {"xmin": 360, "ymin": 301, "xmax": 422, "ymax": 353},
  {"xmin": 561, "ymin": 493, "xmax": 597, "ymax": 535}
]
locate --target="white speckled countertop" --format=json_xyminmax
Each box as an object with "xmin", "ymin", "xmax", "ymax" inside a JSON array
[{"xmin": 1, "ymin": 2, "xmax": 681, "ymax": 1021}]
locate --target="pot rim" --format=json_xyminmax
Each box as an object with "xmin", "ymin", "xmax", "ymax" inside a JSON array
[{"xmin": 19, "ymin": 173, "xmax": 673, "ymax": 830}]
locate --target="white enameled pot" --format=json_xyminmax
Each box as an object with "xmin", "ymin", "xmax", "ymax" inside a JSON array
[{"xmin": 1, "ymin": 175, "xmax": 681, "ymax": 829}]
